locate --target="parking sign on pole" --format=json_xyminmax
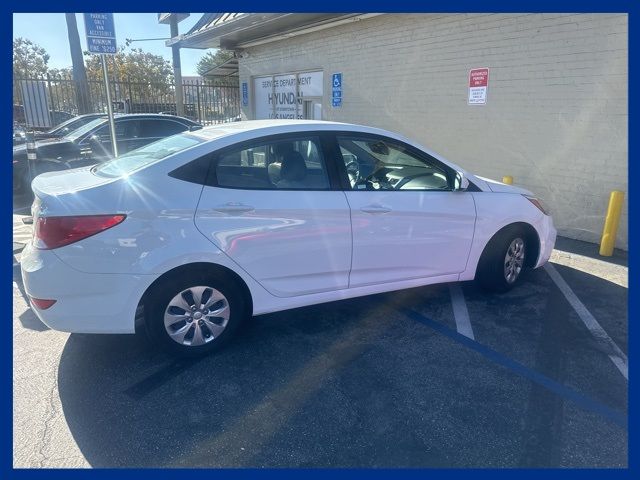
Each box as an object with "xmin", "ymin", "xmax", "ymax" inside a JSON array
[{"xmin": 84, "ymin": 13, "xmax": 119, "ymax": 157}]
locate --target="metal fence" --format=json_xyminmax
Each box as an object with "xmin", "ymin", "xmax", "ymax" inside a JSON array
[{"xmin": 13, "ymin": 72, "xmax": 241, "ymax": 128}]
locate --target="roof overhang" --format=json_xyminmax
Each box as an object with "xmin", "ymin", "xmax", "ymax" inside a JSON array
[
  {"xmin": 202, "ymin": 57, "xmax": 239, "ymax": 77},
  {"xmin": 157, "ymin": 13, "xmax": 190, "ymax": 25},
  {"xmin": 177, "ymin": 13, "xmax": 381, "ymax": 50}
]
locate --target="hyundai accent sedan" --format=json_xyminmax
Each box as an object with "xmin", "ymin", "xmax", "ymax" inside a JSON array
[{"xmin": 21, "ymin": 120, "xmax": 556, "ymax": 356}]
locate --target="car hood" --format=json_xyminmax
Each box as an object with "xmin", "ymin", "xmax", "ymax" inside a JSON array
[{"xmin": 475, "ymin": 175, "xmax": 534, "ymax": 196}]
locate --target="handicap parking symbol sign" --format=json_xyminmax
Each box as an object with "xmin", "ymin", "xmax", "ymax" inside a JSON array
[{"xmin": 332, "ymin": 73, "xmax": 342, "ymax": 88}]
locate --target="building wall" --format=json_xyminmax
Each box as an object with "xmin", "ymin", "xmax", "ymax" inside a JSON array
[{"xmin": 238, "ymin": 13, "xmax": 628, "ymax": 249}]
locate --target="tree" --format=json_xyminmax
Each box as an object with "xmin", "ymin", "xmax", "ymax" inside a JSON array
[
  {"xmin": 84, "ymin": 47, "xmax": 173, "ymax": 84},
  {"xmin": 65, "ymin": 13, "xmax": 91, "ymax": 114},
  {"xmin": 13, "ymin": 38, "xmax": 50, "ymax": 78},
  {"xmin": 196, "ymin": 50, "xmax": 234, "ymax": 77},
  {"xmin": 85, "ymin": 48, "xmax": 172, "ymax": 84},
  {"xmin": 83, "ymin": 47, "xmax": 175, "ymax": 107}
]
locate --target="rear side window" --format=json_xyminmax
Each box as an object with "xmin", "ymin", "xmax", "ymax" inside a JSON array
[{"xmin": 214, "ymin": 136, "xmax": 331, "ymax": 190}]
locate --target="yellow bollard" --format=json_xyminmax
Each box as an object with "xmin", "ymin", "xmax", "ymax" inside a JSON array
[
  {"xmin": 502, "ymin": 176, "xmax": 513, "ymax": 185},
  {"xmin": 599, "ymin": 190, "xmax": 625, "ymax": 256}
]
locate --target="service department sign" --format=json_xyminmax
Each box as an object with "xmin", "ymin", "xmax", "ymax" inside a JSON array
[{"xmin": 253, "ymin": 71, "xmax": 323, "ymax": 119}]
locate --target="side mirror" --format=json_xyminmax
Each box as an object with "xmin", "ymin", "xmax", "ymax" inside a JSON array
[{"xmin": 456, "ymin": 172, "xmax": 470, "ymax": 191}]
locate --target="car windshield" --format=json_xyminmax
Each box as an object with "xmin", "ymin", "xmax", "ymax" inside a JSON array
[
  {"xmin": 49, "ymin": 115, "xmax": 101, "ymax": 136},
  {"xmin": 93, "ymin": 132, "xmax": 211, "ymax": 177},
  {"xmin": 64, "ymin": 118, "xmax": 108, "ymax": 141}
]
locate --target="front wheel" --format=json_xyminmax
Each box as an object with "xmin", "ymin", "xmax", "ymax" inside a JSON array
[
  {"xmin": 476, "ymin": 227, "xmax": 527, "ymax": 293},
  {"xmin": 145, "ymin": 270, "xmax": 247, "ymax": 357}
]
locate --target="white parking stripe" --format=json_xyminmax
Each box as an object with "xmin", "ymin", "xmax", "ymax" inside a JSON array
[
  {"xmin": 449, "ymin": 283, "xmax": 474, "ymax": 340},
  {"xmin": 544, "ymin": 263, "xmax": 628, "ymax": 380}
]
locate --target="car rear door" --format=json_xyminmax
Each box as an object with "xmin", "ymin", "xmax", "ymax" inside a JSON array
[
  {"xmin": 194, "ymin": 133, "xmax": 352, "ymax": 298},
  {"xmin": 333, "ymin": 133, "xmax": 477, "ymax": 288}
]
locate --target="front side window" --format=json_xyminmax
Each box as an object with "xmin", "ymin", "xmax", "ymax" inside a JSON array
[
  {"xmin": 214, "ymin": 136, "xmax": 330, "ymax": 190},
  {"xmin": 337, "ymin": 136, "xmax": 452, "ymax": 191},
  {"xmin": 85, "ymin": 120, "xmax": 144, "ymax": 145},
  {"xmin": 140, "ymin": 119, "xmax": 188, "ymax": 138}
]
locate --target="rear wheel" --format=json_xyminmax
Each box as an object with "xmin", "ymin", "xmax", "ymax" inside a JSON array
[
  {"xmin": 145, "ymin": 270, "xmax": 247, "ymax": 356},
  {"xmin": 476, "ymin": 226, "xmax": 527, "ymax": 293}
]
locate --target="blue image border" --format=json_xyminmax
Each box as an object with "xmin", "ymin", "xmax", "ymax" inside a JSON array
[{"xmin": 4, "ymin": 0, "xmax": 635, "ymax": 478}]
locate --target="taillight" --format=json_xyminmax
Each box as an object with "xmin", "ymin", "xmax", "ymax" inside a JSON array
[{"xmin": 35, "ymin": 214, "xmax": 126, "ymax": 250}]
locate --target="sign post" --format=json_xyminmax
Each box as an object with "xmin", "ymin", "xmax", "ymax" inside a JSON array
[{"xmin": 84, "ymin": 13, "xmax": 118, "ymax": 157}]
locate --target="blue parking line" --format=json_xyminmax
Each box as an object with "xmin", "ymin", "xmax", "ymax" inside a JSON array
[{"xmin": 399, "ymin": 307, "xmax": 627, "ymax": 429}]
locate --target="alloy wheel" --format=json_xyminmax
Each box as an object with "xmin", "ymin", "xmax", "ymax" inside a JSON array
[
  {"xmin": 504, "ymin": 238, "xmax": 525, "ymax": 284},
  {"xmin": 163, "ymin": 286, "xmax": 230, "ymax": 346}
]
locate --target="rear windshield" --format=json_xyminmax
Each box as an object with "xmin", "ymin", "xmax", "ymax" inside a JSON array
[{"xmin": 93, "ymin": 132, "xmax": 212, "ymax": 177}]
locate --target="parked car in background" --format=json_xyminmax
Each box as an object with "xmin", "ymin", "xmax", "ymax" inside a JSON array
[
  {"xmin": 13, "ymin": 113, "xmax": 107, "ymax": 145},
  {"xmin": 13, "ymin": 104, "xmax": 75, "ymax": 131},
  {"xmin": 13, "ymin": 113, "xmax": 202, "ymax": 196},
  {"xmin": 21, "ymin": 120, "xmax": 556, "ymax": 357}
]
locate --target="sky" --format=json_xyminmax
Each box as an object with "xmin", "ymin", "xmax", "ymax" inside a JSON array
[{"xmin": 13, "ymin": 13, "xmax": 209, "ymax": 76}]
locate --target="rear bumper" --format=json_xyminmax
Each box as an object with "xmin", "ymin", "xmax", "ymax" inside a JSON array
[{"xmin": 20, "ymin": 242, "xmax": 157, "ymax": 334}]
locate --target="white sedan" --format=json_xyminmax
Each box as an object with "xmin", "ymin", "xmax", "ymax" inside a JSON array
[{"xmin": 21, "ymin": 120, "xmax": 556, "ymax": 356}]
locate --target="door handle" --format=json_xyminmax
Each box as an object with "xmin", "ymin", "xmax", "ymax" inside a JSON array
[
  {"xmin": 360, "ymin": 204, "xmax": 392, "ymax": 214},
  {"xmin": 213, "ymin": 202, "xmax": 255, "ymax": 214}
]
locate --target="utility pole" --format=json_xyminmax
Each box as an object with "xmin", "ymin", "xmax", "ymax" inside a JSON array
[
  {"xmin": 158, "ymin": 13, "xmax": 189, "ymax": 117},
  {"xmin": 65, "ymin": 13, "xmax": 91, "ymax": 114},
  {"xmin": 169, "ymin": 17, "xmax": 185, "ymax": 117}
]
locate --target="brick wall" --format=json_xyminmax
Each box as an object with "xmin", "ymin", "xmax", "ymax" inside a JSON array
[{"xmin": 239, "ymin": 13, "xmax": 628, "ymax": 249}]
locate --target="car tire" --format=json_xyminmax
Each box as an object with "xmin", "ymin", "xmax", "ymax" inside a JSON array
[
  {"xmin": 145, "ymin": 269, "xmax": 248, "ymax": 357},
  {"xmin": 476, "ymin": 226, "xmax": 528, "ymax": 293}
]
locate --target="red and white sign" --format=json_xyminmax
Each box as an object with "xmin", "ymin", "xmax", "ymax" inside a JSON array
[{"xmin": 468, "ymin": 68, "xmax": 489, "ymax": 105}]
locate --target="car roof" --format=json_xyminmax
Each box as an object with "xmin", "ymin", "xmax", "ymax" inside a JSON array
[
  {"xmin": 84, "ymin": 113, "xmax": 199, "ymax": 125},
  {"xmin": 189, "ymin": 119, "xmax": 389, "ymax": 141}
]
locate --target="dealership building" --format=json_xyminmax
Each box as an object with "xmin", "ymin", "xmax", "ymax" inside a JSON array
[{"xmin": 178, "ymin": 13, "xmax": 628, "ymax": 249}]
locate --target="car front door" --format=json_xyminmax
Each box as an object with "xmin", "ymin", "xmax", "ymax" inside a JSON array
[
  {"xmin": 194, "ymin": 133, "xmax": 352, "ymax": 298},
  {"xmin": 76, "ymin": 120, "xmax": 137, "ymax": 165},
  {"xmin": 334, "ymin": 134, "xmax": 477, "ymax": 288}
]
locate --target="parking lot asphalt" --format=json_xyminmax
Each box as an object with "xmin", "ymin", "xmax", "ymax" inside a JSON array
[{"xmin": 13, "ymin": 201, "xmax": 628, "ymax": 468}]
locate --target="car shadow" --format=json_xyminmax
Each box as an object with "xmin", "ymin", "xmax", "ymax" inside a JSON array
[
  {"xmin": 55, "ymin": 263, "xmax": 627, "ymax": 468},
  {"xmin": 57, "ymin": 294, "xmax": 400, "ymax": 467}
]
